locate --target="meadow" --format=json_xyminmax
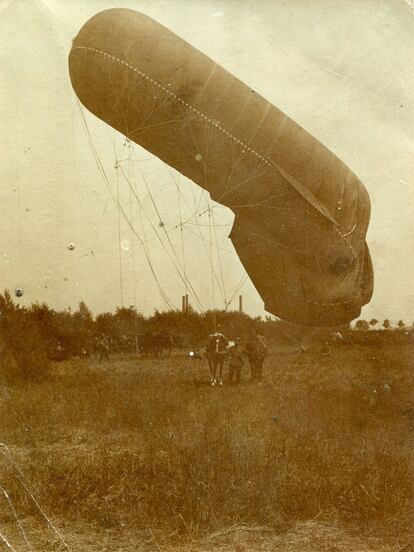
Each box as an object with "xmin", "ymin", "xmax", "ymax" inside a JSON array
[{"xmin": 0, "ymin": 339, "xmax": 413, "ymax": 551}]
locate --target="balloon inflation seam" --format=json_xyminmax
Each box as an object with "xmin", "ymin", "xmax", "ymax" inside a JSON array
[{"xmin": 72, "ymin": 45, "xmax": 357, "ymax": 262}]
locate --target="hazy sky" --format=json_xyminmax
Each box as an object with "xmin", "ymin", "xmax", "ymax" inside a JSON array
[{"xmin": 1, "ymin": 0, "xmax": 413, "ymax": 323}]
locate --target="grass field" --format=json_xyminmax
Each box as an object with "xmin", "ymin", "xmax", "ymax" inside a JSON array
[{"xmin": 0, "ymin": 340, "xmax": 413, "ymax": 551}]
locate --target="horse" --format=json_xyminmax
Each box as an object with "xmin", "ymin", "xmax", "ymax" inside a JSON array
[
  {"xmin": 138, "ymin": 330, "xmax": 174, "ymax": 357},
  {"xmin": 156, "ymin": 330, "xmax": 174, "ymax": 357},
  {"xmin": 137, "ymin": 331, "xmax": 155, "ymax": 357},
  {"xmin": 205, "ymin": 333, "xmax": 228, "ymax": 386},
  {"xmin": 245, "ymin": 333, "xmax": 267, "ymax": 381}
]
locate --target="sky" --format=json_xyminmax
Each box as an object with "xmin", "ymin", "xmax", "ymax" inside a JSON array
[{"xmin": 0, "ymin": 0, "xmax": 413, "ymax": 323}]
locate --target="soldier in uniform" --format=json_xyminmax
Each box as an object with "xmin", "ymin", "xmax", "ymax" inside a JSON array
[
  {"xmin": 97, "ymin": 334, "xmax": 110, "ymax": 362},
  {"xmin": 255, "ymin": 331, "xmax": 268, "ymax": 382},
  {"xmin": 227, "ymin": 337, "xmax": 245, "ymax": 384}
]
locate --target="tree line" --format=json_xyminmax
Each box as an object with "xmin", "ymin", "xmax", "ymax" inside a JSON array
[
  {"xmin": 0, "ymin": 290, "xmax": 278, "ymax": 381},
  {"xmin": 1, "ymin": 289, "xmax": 412, "ymax": 382}
]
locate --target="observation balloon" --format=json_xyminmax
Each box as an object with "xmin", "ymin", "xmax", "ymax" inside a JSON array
[{"xmin": 68, "ymin": 8, "xmax": 373, "ymax": 326}]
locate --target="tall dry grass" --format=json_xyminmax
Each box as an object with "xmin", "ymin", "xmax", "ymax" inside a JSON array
[{"xmin": 0, "ymin": 343, "xmax": 413, "ymax": 545}]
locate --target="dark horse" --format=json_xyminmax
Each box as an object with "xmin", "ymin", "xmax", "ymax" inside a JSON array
[
  {"xmin": 138, "ymin": 330, "xmax": 174, "ymax": 357},
  {"xmin": 205, "ymin": 333, "xmax": 228, "ymax": 386},
  {"xmin": 245, "ymin": 332, "xmax": 268, "ymax": 381}
]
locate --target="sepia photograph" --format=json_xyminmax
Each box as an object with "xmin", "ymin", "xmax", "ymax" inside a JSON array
[{"xmin": 1, "ymin": 1, "xmax": 413, "ymax": 550}]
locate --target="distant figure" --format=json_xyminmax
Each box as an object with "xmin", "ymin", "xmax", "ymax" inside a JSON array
[
  {"xmin": 157, "ymin": 329, "xmax": 174, "ymax": 357},
  {"xmin": 321, "ymin": 341, "xmax": 331, "ymax": 357},
  {"xmin": 246, "ymin": 330, "xmax": 268, "ymax": 382},
  {"xmin": 53, "ymin": 342, "xmax": 66, "ymax": 361},
  {"xmin": 205, "ymin": 330, "xmax": 228, "ymax": 386},
  {"xmin": 227, "ymin": 338, "xmax": 245, "ymax": 384},
  {"xmin": 255, "ymin": 331, "xmax": 268, "ymax": 382},
  {"xmin": 97, "ymin": 334, "xmax": 110, "ymax": 362}
]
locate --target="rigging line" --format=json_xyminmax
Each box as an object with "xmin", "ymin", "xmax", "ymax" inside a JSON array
[
  {"xmin": 126, "ymin": 142, "xmax": 177, "ymax": 312},
  {"xmin": 221, "ymin": 138, "xmax": 253, "ymax": 199},
  {"xmin": 128, "ymin": 149, "xmax": 206, "ymax": 313},
  {"xmin": 162, "ymin": 164, "xmax": 222, "ymax": 301},
  {"xmin": 165, "ymin": 165, "xmax": 227, "ymax": 305},
  {"xmin": 178, "ymin": 201, "xmax": 231, "ymax": 227},
  {"xmin": 227, "ymin": 273, "xmax": 249, "ymax": 309},
  {"xmin": 130, "ymin": 152, "xmax": 154, "ymax": 292},
  {"xmin": 167, "ymin": 161, "xmax": 225, "ymax": 234},
  {"xmin": 201, "ymin": 189, "xmax": 230, "ymax": 308},
  {"xmin": 127, "ymin": 140, "xmax": 138, "ymax": 311},
  {"xmin": 23, "ymin": 236, "xmax": 151, "ymax": 288},
  {"xmin": 130, "ymin": 148, "xmax": 189, "ymax": 248},
  {"xmin": 181, "ymin": 168, "xmax": 227, "ymax": 306},
  {"xmin": 193, "ymin": 186, "xmax": 205, "ymax": 217},
  {"xmin": 171, "ymin": 196, "xmax": 209, "ymax": 227},
  {"xmin": 114, "ymin": 140, "xmax": 124, "ymax": 307},
  {"xmin": 77, "ymin": 101, "xmax": 175, "ymax": 310},
  {"xmin": 207, "ymin": 194, "xmax": 215, "ymax": 311},
  {"xmin": 181, "ymin": 221, "xmax": 231, "ymax": 228},
  {"xmin": 175, "ymin": 172, "xmax": 188, "ymax": 295},
  {"xmin": 26, "ymin": 200, "xmax": 170, "ymax": 284},
  {"xmin": 180, "ymin": 223, "xmax": 236, "ymax": 260},
  {"xmin": 27, "ymin": 234, "xmax": 164, "ymax": 286},
  {"xmin": 211, "ymin": 209, "xmax": 228, "ymax": 308},
  {"xmin": 118, "ymin": 155, "xmax": 156, "ymax": 163},
  {"xmin": 115, "ymin": 143, "xmax": 199, "ymax": 310},
  {"xmin": 227, "ymin": 277, "xmax": 249, "ymax": 310},
  {"xmin": 122, "ymin": 160, "xmax": 206, "ymax": 314},
  {"xmin": 82, "ymin": 112, "xmax": 175, "ymax": 311},
  {"xmin": 87, "ymin": 194, "xmax": 111, "ymax": 253},
  {"xmin": 161, "ymin": 163, "xmax": 230, "ymax": 226},
  {"xmin": 133, "ymin": 163, "xmax": 175, "ymax": 311}
]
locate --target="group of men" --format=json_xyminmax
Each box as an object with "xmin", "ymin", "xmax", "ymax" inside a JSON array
[{"xmin": 205, "ymin": 328, "xmax": 268, "ymax": 386}]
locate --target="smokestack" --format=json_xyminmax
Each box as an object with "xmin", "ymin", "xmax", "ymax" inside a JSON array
[
  {"xmin": 182, "ymin": 295, "xmax": 186, "ymax": 312},
  {"xmin": 239, "ymin": 295, "xmax": 243, "ymax": 313}
]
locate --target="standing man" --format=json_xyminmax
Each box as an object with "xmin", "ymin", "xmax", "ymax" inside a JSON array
[
  {"xmin": 227, "ymin": 337, "xmax": 245, "ymax": 384},
  {"xmin": 97, "ymin": 334, "xmax": 110, "ymax": 362},
  {"xmin": 245, "ymin": 333, "xmax": 258, "ymax": 381},
  {"xmin": 255, "ymin": 330, "xmax": 268, "ymax": 382}
]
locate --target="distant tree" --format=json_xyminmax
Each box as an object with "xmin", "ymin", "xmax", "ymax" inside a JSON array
[
  {"xmin": 0, "ymin": 289, "xmax": 17, "ymax": 314},
  {"xmin": 77, "ymin": 301, "xmax": 94, "ymax": 324},
  {"xmin": 114, "ymin": 306, "xmax": 144, "ymax": 337},
  {"xmin": 383, "ymin": 319, "xmax": 391, "ymax": 329},
  {"xmin": 369, "ymin": 318, "xmax": 378, "ymax": 327},
  {"xmin": 73, "ymin": 301, "xmax": 95, "ymax": 353},
  {"xmin": 397, "ymin": 320, "xmax": 405, "ymax": 329},
  {"xmin": 96, "ymin": 312, "xmax": 115, "ymax": 337},
  {"xmin": 29, "ymin": 301, "xmax": 57, "ymax": 352},
  {"xmin": 0, "ymin": 291, "xmax": 50, "ymax": 381},
  {"xmin": 355, "ymin": 319, "xmax": 369, "ymax": 331}
]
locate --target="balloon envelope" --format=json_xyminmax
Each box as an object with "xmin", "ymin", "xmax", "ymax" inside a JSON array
[{"xmin": 68, "ymin": 8, "xmax": 373, "ymax": 326}]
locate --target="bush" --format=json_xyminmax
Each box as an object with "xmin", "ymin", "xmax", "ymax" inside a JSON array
[
  {"xmin": 0, "ymin": 292, "xmax": 50, "ymax": 383},
  {"xmin": 0, "ymin": 346, "xmax": 19, "ymax": 383}
]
